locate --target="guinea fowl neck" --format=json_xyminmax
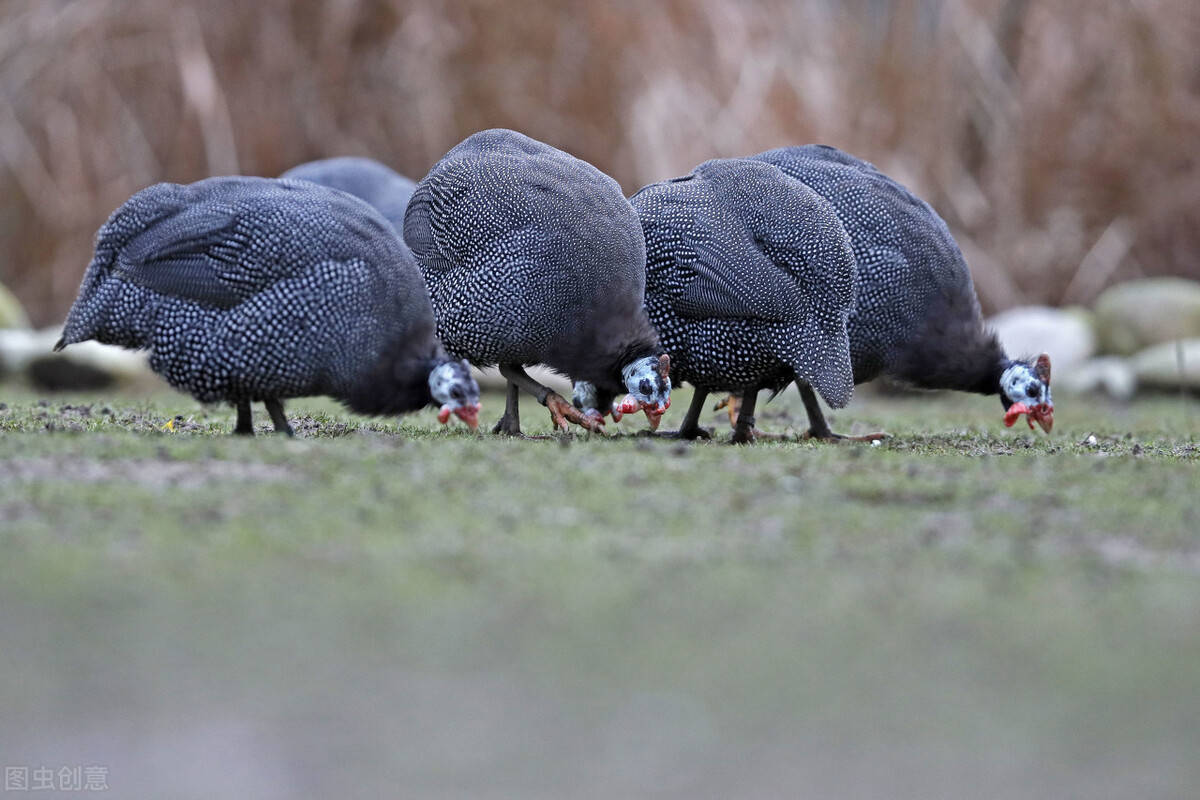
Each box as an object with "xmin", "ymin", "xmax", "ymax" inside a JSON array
[
  {"xmin": 981, "ymin": 357, "xmax": 1017, "ymax": 398},
  {"xmin": 891, "ymin": 284, "xmax": 1011, "ymax": 397},
  {"xmin": 605, "ymin": 338, "xmax": 661, "ymax": 391},
  {"xmin": 344, "ymin": 346, "xmax": 438, "ymax": 416}
]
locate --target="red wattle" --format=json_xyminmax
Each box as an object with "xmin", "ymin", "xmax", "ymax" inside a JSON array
[
  {"xmin": 1004, "ymin": 402, "xmax": 1030, "ymax": 428},
  {"xmin": 437, "ymin": 405, "xmax": 452, "ymax": 425}
]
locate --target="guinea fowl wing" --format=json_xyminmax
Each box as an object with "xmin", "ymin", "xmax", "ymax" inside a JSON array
[
  {"xmin": 113, "ymin": 207, "xmax": 247, "ymax": 309},
  {"xmin": 672, "ymin": 230, "xmax": 793, "ymax": 323},
  {"xmin": 649, "ymin": 159, "xmax": 856, "ymax": 408},
  {"xmin": 402, "ymin": 165, "xmax": 473, "ymax": 277}
]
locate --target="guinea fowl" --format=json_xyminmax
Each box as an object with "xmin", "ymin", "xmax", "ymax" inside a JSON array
[
  {"xmin": 55, "ymin": 176, "xmax": 480, "ymax": 435},
  {"xmin": 580, "ymin": 158, "xmax": 857, "ymax": 443},
  {"xmin": 403, "ymin": 128, "xmax": 670, "ymax": 435},
  {"xmin": 281, "ymin": 157, "xmax": 415, "ymax": 237},
  {"xmin": 735, "ymin": 144, "xmax": 1055, "ymax": 438}
]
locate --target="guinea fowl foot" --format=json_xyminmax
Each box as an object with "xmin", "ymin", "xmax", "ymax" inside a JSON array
[
  {"xmin": 545, "ymin": 392, "xmax": 604, "ymax": 434},
  {"xmin": 730, "ymin": 425, "xmax": 757, "ymax": 445},
  {"xmin": 801, "ymin": 429, "xmax": 890, "ymax": 443},
  {"xmin": 491, "ymin": 414, "xmax": 523, "ymax": 436},
  {"xmin": 730, "ymin": 426, "xmax": 791, "ymax": 444},
  {"xmin": 796, "ymin": 384, "xmax": 887, "ymax": 443},
  {"xmin": 713, "ymin": 395, "xmax": 741, "ymax": 428}
]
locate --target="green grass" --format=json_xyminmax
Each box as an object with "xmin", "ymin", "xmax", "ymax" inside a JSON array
[{"xmin": 1, "ymin": 380, "xmax": 1198, "ymax": 798}]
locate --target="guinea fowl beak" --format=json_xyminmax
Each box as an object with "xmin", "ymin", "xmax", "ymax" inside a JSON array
[
  {"xmin": 1034, "ymin": 405, "xmax": 1053, "ymax": 433},
  {"xmin": 438, "ymin": 403, "xmax": 480, "ymax": 430},
  {"xmin": 644, "ymin": 397, "xmax": 669, "ymax": 431}
]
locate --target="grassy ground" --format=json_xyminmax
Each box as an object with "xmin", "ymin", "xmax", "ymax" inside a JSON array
[{"xmin": 1, "ymin": 378, "xmax": 1198, "ymax": 799}]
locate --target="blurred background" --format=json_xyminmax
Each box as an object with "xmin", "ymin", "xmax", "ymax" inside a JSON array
[{"xmin": 1, "ymin": 0, "xmax": 1198, "ymax": 328}]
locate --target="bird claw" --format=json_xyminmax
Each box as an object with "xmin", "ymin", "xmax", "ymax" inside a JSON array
[
  {"xmin": 546, "ymin": 392, "xmax": 604, "ymax": 433},
  {"xmin": 730, "ymin": 425, "xmax": 757, "ymax": 445},
  {"xmin": 713, "ymin": 394, "xmax": 741, "ymax": 428},
  {"xmin": 802, "ymin": 429, "xmax": 890, "ymax": 443}
]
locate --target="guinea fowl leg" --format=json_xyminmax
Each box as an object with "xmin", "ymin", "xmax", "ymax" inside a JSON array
[
  {"xmin": 265, "ymin": 399, "xmax": 294, "ymax": 436},
  {"xmin": 655, "ymin": 389, "xmax": 712, "ymax": 439},
  {"xmin": 713, "ymin": 394, "xmax": 741, "ymax": 429},
  {"xmin": 497, "ymin": 364, "xmax": 603, "ymax": 433},
  {"xmin": 730, "ymin": 388, "xmax": 759, "ymax": 444},
  {"xmin": 234, "ymin": 401, "xmax": 254, "ymax": 436},
  {"xmin": 492, "ymin": 379, "xmax": 523, "ymax": 436},
  {"xmin": 716, "ymin": 390, "xmax": 788, "ymax": 441},
  {"xmin": 797, "ymin": 383, "xmax": 887, "ymax": 442}
]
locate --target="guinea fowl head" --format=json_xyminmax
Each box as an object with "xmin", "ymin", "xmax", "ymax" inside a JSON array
[
  {"xmin": 615, "ymin": 354, "xmax": 672, "ymax": 430},
  {"xmin": 999, "ymin": 353, "xmax": 1054, "ymax": 433},
  {"xmin": 428, "ymin": 359, "xmax": 481, "ymax": 430}
]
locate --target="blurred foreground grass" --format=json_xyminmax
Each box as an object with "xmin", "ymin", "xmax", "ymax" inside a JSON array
[{"xmin": 1, "ymin": 381, "xmax": 1198, "ymax": 798}]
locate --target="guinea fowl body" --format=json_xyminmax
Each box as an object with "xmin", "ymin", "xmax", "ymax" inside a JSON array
[
  {"xmin": 404, "ymin": 129, "xmax": 667, "ymax": 432},
  {"xmin": 281, "ymin": 157, "xmax": 416, "ymax": 238},
  {"xmin": 751, "ymin": 145, "xmax": 1005, "ymax": 392},
  {"xmin": 748, "ymin": 145, "xmax": 1053, "ymax": 435},
  {"xmin": 633, "ymin": 158, "xmax": 856, "ymax": 407},
  {"xmin": 57, "ymin": 176, "xmax": 478, "ymax": 432}
]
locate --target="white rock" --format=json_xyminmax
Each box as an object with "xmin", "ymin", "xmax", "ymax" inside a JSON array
[
  {"xmin": 470, "ymin": 364, "xmax": 572, "ymax": 395},
  {"xmin": 0, "ymin": 283, "xmax": 30, "ymax": 330},
  {"xmin": 0, "ymin": 327, "xmax": 151, "ymax": 381},
  {"xmin": 1131, "ymin": 338, "xmax": 1200, "ymax": 390},
  {"xmin": 1094, "ymin": 278, "xmax": 1200, "ymax": 355},
  {"xmin": 988, "ymin": 305, "xmax": 1096, "ymax": 377},
  {"xmin": 1058, "ymin": 356, "xmax": 1138, "ymax": 401}
]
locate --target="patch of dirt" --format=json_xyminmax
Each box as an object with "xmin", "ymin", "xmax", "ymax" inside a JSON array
[{"xmin": 0, "ymin": 457, "xmax": 297, "ymax": 488}]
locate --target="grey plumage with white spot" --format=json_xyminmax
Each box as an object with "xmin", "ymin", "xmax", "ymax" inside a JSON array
[
  {"xmin": 281, "ymin": 156, "xmax": 415, "ymax": 238},
  {"xmin": 56, "ymin": 176, "xmax": 477, "ymax": 430},
  {"xmin": 751, "ymin": 145, "xmax": 1005, "ymax": 394},
  {"xmin": 632, "ymin": 158, "xmax": 856, "ymax": 406},
  {"xmin": 404, "ymin": 129, "xmax": 661, "ymax": 398}
]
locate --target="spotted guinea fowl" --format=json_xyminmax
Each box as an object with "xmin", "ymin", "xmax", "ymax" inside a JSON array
[
  {"xmin": 55, "ymin": 176, "xmax": 480, "ymax": 435},
  {"xmin": 736, "ymin": 144, "xmax": 1054, "ymax": 438},
  {"xmin": 281, "ymin": 157, "xmax": 415, "ymax": 237},
  {"xmin": 403, "ymin": 128, "xmax": 670, "ymax": 435},
  {"xmin": 579, "ymin": 158, "xmax": 856, "ymax": 443}
]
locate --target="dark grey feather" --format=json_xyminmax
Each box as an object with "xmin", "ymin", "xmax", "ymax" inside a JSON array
[
  {"xmin": 58, "ymin": 176, "xmax": 453, "ymax": 415},
  {"xmin": 281, "ymin": 156, "xmax": 415, "ymax": 236},
  {"xmin": 752, "ymin": 145, "xmax": 1007, "ymax": 393},
  {"xmin": 403, "ymin": 128, "xmax": 659, "ymax": 395},
  {"xmin": 632, "ymin": 158, "xmax": 856, "ymax": 407}
]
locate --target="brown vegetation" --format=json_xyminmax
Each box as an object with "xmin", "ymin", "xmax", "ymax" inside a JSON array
[{"xmin": 1, "ymin": 0, "xmax": 1197, "ymax": 324}]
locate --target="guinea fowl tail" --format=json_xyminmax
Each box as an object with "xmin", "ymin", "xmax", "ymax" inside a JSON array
[
  {"xmin": 58, "ymin": 183, "xmax": 186, "ymax": 352},
  {"xmin": 58, "ymin": 253, "xmax": 156, "ymax": 352},
  {"xmin": 778, "ymin": 318, "xmax": 854, "ymax": 409}
]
